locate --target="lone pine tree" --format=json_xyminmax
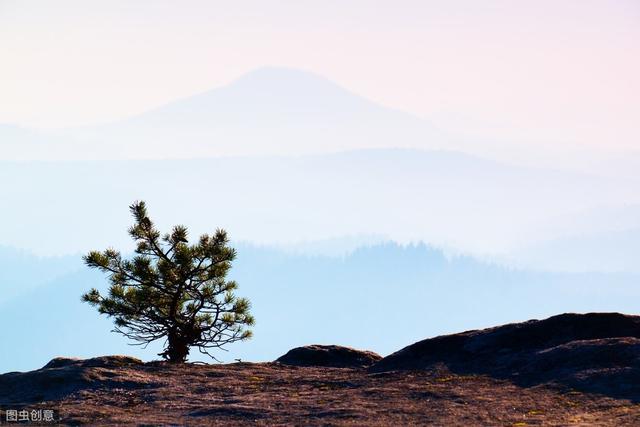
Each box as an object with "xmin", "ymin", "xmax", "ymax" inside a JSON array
[{"xmin": 82, "ymin": 201, "xmax": 254, "ymax": 363}]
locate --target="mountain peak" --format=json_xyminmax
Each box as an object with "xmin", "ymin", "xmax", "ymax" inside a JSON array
[{"xmin": 205, "ymin": 66, "xmax": 367, "ymax": 110}]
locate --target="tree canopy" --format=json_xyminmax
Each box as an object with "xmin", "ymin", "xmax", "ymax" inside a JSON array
[{"xmin": 82, "ymin": 201, "xmax": 254, "ymax": 363}]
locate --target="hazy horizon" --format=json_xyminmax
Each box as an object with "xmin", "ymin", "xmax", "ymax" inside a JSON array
[{"xmin": 3, "ymin": 241, "xmax": 639, "ymax": 372}]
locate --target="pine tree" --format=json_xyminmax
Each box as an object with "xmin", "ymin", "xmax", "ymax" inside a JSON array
[{"xmin": 82, "ymin": 201, "xmax": 254, "ymax": 363}]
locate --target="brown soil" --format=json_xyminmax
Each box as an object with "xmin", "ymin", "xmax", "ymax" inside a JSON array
[{"xmin": 1, "ymin": 357, "xmax": 640, "ymax": 426}]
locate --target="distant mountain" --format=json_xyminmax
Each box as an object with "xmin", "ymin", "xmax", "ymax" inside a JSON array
[
  {"xmin": 509, "ymin": 227, "xmax": 640, "ymax": 273},
  {"xmin": 499, "ymin": 204, "xmax": 640, "ymax": 273},
  {"xmin": 0, "ymin": 124, "xmax": 74, "ymax": 161},
  {"xmin": 2, "ymin": 67, "xmax": 640, "ymax": 182},
  {"xmin": 0, "ymin": 149, "xmax": 637, "ymax": 256},
  {"xmin": 274, "ymin": 234, "xmax": 389, "ymax": 257},
  {"xmin": 68, "ymin": 67, "xmax": 450, "ymax": 158},
  {"xmin": 0, "ymin": 246, "xmax": 80, "ymax": 304},
  {"xmin": 523, "ymin": 204, "xmax": 640, "ymax": 240},
  {"xmin": 0, "ymin": 68, "xmax": 448, "ymax": 160}
]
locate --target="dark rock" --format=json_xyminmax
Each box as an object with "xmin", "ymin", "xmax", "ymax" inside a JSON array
[
  {"xmin": 276, "ymin": 345, "xmax": 381, "ymax": 368},
  {"xmin": 42, "ymin": 355, "xmax": 142, "ymax": 369},
  {"xmin": 370, "ymin": 312, "xmax": 640, "ymax": 399},
  {"xmin": 523, "ymin": 337, "xmax": 640, "ymax": 374},
  {"xmin": 371, "ymin": 313, "xmax": 640, "ymax": 373},
  {"xmin": 0, "ymin": 355, "xmax": 150, "ymax": 405}
]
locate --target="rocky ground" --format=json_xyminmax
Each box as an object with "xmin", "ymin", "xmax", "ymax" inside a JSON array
[{"xmin": 2, "ymin": 312, "xmax": 640, "ymax": 426}]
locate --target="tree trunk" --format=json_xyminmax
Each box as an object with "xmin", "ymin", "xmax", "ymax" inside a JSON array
[{"xmin": 166, "ymin": 331, "xmax": 190, "ymax": 363}]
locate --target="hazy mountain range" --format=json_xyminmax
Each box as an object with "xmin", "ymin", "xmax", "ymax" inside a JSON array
[
  {"xmin": 2, "ymin": 243, "xmax": 639, "ymax": 373},
  {"xmin": 0, "ymin": 149, "xmax": 638, "ymax": 268},
  {"xmin": 510, "ymin": 228, "xmax": 640, "ymax": 273},
  {"xmin": 2, "ymin": 67, "xmax": 640, "ymax": 178},
  {"xmin": 0, "ymin": 246, "xmax": 80, "ymax": 304}
]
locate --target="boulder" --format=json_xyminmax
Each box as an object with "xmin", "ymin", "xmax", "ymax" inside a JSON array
[{"xmin": 276, "ymin": 345, "xmax": 381, "ymax": 368}]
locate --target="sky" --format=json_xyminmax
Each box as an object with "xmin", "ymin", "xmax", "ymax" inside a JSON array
[{"xmin": 1, "ymin": 0, "xmax": 639, "ymax": 150}]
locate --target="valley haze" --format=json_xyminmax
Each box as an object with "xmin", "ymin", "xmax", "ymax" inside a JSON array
[
  {"xmin": 1, "ymin": 69, "xmax": 639, "ymax": 373},
  {"xmin": 2, "ymin": 243, "xmax": 640, "ymax": 373}
]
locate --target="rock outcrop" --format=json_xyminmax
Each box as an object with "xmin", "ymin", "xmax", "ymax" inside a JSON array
[
  {"xmin": 0, "ymin": 355, "xmax": 146, "ymax": 404},
  {"xmin": 276, "ymin": 345, "xmax": 381, "ymax": 368},
  {"xmin": 370, "ymin": 312, "xmax": 640, "ymax": 398}
]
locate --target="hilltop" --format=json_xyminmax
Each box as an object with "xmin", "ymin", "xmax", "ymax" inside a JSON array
[{"xmin": 2, "ymin": 313, "xmax": 640, "ymax": 425}]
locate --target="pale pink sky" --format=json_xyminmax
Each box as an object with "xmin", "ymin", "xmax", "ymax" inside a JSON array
[{"xmin": 0, "ymin": 0, "xmax": 638, "ymax": 149}]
